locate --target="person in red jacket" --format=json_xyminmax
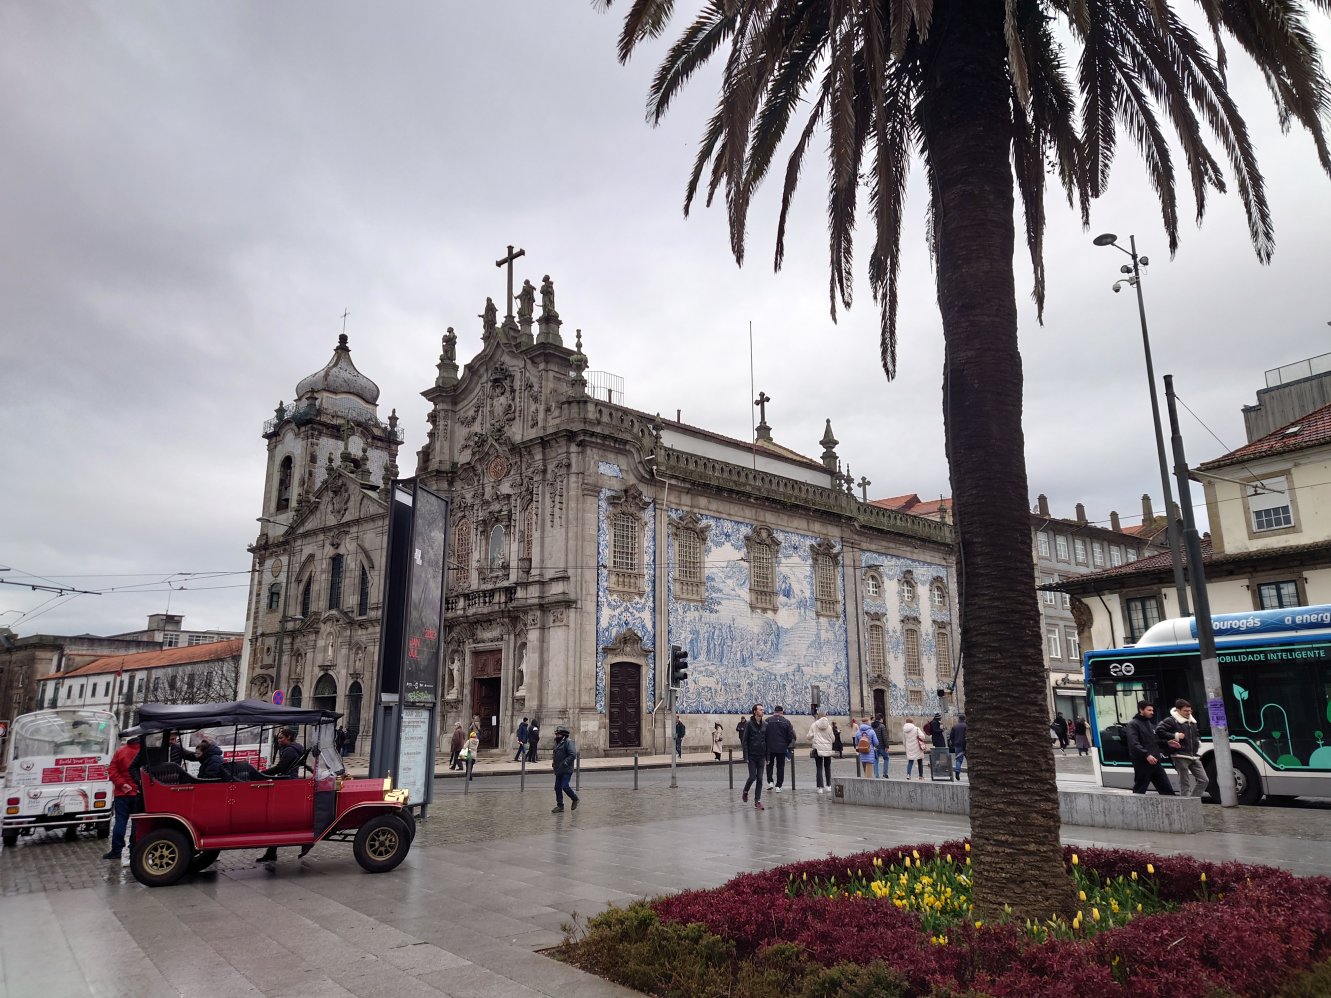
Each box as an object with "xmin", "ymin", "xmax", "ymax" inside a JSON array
[{"xmin": 102, "ymin": 735, "xmax": 141, "ymax": 860}]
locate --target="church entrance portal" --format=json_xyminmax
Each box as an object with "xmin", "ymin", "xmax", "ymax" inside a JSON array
[
  {"xmin": 471, "ymin": 649, "xmax": 503, "ymax": 750},
  {"xmin": 873, "ymin": 688, "xmax": 886, "ymax": 722},
  {"xmin": 607, "ymin": 662, "xmax": 641, "ymax": 748}
]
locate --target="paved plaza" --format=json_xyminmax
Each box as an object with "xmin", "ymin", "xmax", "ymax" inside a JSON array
[{"xmin": 3, "ymin": 756, "xmax": 1330, "ymax": 997}]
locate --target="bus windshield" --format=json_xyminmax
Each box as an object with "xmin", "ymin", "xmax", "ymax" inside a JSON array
[{"xmin": 9, "ymin": 710, "xmax": 117, "ymax": 762}]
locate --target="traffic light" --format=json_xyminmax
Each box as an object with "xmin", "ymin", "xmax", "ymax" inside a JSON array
[{"xmin": 669, "ymin": 644, "xmax": 689, "ymax": 687}]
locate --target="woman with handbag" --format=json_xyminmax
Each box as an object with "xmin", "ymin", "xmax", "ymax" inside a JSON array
[{"xmin": 808, "ymin": 711, "xmax": 834, "ymax": 793}]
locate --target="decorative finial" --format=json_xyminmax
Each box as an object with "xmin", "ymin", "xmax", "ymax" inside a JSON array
[
  {"xmin": 820, "ymin": 419, "xmax": 839, "ymax": 472},
  {"xmin": 274, "ymin": 400, "xmax": 287, "ymax": 422},
  {"xmin": 337, "ymin": 332, "xmax": 349, "ymax": 350},
  {"xmin": 388, "ymin": 408, "xmax": 399, "ymax": 431}
]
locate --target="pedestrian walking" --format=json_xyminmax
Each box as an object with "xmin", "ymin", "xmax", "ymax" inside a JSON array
[
  {"xmin": 808, "ymin": 711, "xmax": 834, "ymax": 793},
  {"xmin": 736, "ymin": 716, "xmax": 749, "ymax": 761},
  {"xmin": 526, "ymin": 720, "xmax": 541, "ymax": 763},
  {"xmin": 551, "ymin": 726, "xmax": 580, "ymax": 812},
  {"xmin": 463, "ymin": 729, "xmax": 480, "ymax": 782},
  {"xmin": 514, "ymin": 716, "xmax": 529, "ymax": 761},
  {"xmin": 854, "ymin": 718, "xmax": 878, "ymax": 778},
  {"xmin": 1126, "ymin": 702, "xmax": 1177, "ymax": 795},
  {"xmin": 334, "ymin": 725, "xmax": 347, "ymax": 755},
  {"xmin": 102, "ymin": 734, "xmax": 141, "ymax": 860},
  {"xmin": 740, "ymin": 704, "xmax": 768, "ymax": 810},
  {"xmin": 872, "ymin": 715, "xmax": 889, "ymax": 778},
  {"xmin": 947, "ymin": 714, "xmax": 968, "ymax": 780},
  {"xmin": 924, "ymin": 712, "xmax": 946, "ymax": 748},
  {"xmin": 1073, "ymin": 716, "xmax": 1091, "ymax": 756},
  {"xmin": 831, "ymin": 722, "xmax": 843, "ymax": 758},
  {"xmin": 675, "ymin": 718, "xmax": 685, "ymax": 758},
  {"xmin": 764, "ymin": 705, "xmax": 795, "ymax": 791},
  {"xmin": 1051, "ymin": 711, "xmax": 1070, "ymax": 753},
  {"xmin": 711, "ymin": 722, "xmax": 723, "ymax": 761},
  {"xmin": 902, "ymin": 717, "xmax": 926, "ymax": 780},
  {"xmin": 1155, "ymin": 699, "xmax": 1209, "ymax": 798},
  {"xmin": 448, "ymin": 722, "xmax": 465, "ymax": 771}
]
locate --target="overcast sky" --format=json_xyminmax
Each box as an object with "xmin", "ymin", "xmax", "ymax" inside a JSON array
[{"xmin": 2, "ymin": 2, "xmax": 1329, "ymax": 638}]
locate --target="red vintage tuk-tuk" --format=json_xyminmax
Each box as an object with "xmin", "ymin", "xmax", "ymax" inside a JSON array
[{"xmin": 129, "ymin": 699, "xmax": 413, "ymax": 887}]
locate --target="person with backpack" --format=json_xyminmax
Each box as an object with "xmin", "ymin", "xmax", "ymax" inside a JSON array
[
  {"xmin": 740, "ymin": 704, "xmax": 769, "ymax": 810},
  {"xmin": 902, "ymin": 717, "xmax": 927, "ymax": 780},
  {"xmin": 854, "ymin": 718, "xmax": 878, "ymax": 778},
  {"xmin": 924, "ymin": 712, "xmax": 946, "ymax": 748}
]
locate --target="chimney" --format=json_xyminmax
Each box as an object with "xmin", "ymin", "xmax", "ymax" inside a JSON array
[
  {"xmin": 1169, "ymin": 500, "xmax": 1181, "ymax": 523},
  {"xmin": 1075, "ymin": 502, "xmax": 1087, "ymax": 523},
  {"xmin": 1141, "ymin": 494, "xmax": 1155, "ymax": 523},
  {"xmin": 1037, "ymin": 494, "xmax": 1050, "ymax": 517},
  {"xmin": 1110, "ymin": 511, "xmax": 1122, "ymax": 532}
]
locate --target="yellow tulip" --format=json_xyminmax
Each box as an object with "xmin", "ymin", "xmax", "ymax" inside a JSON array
[
  {"xmin": 913, "ymin": 849, "xmax": 920, "ymax": 859},
  {"xmin": 1092, "ymin": 908, "xmax": 1101, "ymax": 922},
  {"xmin": 1131, "ymin": 871, "xmax": 1138, "ymax": 881},
  {"xmin": 1147, "ymin": 863, "xmax": 1155, "ymax": 874},
  {"xmin": 1071, "ymin": 853, "xmax": 1079, "ymax": 866},
  {"xmin": 1078, "ymin": 890, "xmax": 1087, "ymax": 902},
  {"xmin": 1200, "ymin": 872, "xmax": 1207, "ymax": 883},
  {"xmin": 964, "ymin": 841, "xmax": 971, "ymax": 852}
]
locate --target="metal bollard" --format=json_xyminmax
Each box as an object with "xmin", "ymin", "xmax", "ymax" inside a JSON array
[
  {"xmin": 520, "ymin": 754, "xmax": 526, "ymax": 792},
  {"xmin": 575, "ymin": 752, "xmax": 581, "ymax": 792},
  {"xmin": 728, "ymin": 748, "xmax": 734, "ymax": 789},
  {"xmin": 790, "ymin": 753, "xmax": 796, "ymax": 791},
  {"xmin": 464, "ymin": 758, "xmax": 470, "ymax": 794},
  {"xmin": 633, "ymin": 753, "xmax": 639, "ymax": 790}
]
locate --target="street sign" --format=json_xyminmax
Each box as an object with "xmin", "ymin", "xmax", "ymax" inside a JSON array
[{"xmin": 272, "ymin": 690, "xmax": 284, "ymax": 706}]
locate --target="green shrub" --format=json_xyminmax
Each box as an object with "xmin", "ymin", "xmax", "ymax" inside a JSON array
[
  {"xmin": 800, "ymin": 960, "xmax": 914, "ymax": 997},
  {"xmin": 1276, "ymin": 956, "xmax": 1331, "ymax": 998}
]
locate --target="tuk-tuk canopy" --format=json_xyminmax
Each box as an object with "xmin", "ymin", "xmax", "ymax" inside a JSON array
[{"xmin": 134, "ymin": 698, "xmax": 341, "ymax": 733}]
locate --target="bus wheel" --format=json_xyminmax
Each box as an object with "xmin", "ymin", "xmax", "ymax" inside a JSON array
[{"xmin": 1204, "ymin": 755, "xmax": 1262, "ymax": 806}]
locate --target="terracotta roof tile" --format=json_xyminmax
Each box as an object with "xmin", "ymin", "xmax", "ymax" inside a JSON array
[
  {"xmin": 43, "ymin": 638, "xmax": 243, "ymax": 681},
  {"xmin": 1047, "ymin": 537, "xmax": 1331, "ymax": 591},
  {"xmin": 1199, "ymin": 400, "xmax": 1331, "ymax": 470}
]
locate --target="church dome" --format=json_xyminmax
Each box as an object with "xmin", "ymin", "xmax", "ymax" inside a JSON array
[{"xmin": 295, "ymin": 334, "xmax": 380, "ymax": 404}]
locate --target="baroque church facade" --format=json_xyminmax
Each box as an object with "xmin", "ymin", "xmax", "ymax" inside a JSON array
[{"xmin": 241, "ymin": 269, "xmax": 958, "ymax": 756}]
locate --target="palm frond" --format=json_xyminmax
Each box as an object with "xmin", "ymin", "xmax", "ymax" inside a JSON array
[
  {"xmin": 607, "ymin": 0, "xmax": 679, "ymax": 64},
  {"xmin": 1077, "ymin": 1, "xmax": 1120, "ymax": 196},
  {"xmin": 647, "ymin": 3, "xmax": 737, "ymax": 124}
]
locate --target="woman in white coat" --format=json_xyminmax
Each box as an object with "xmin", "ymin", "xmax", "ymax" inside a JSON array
[
  {"xmin": 808, "ymin": 711, "xmax": 835, "ymax": 792},
  {"xmin": 902, "ymin": 717, "xmax": 927, "ymax": 780}
]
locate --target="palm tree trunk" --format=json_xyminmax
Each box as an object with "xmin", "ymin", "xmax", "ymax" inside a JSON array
[{"xmin": 918, "ymin": 0, "xmax": 1077, "ymax": 922}]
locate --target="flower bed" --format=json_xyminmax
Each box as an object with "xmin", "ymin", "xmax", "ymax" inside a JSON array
[{"xmin": 558, "ymin": 841, "xmax": 1331, "ymax": 997}]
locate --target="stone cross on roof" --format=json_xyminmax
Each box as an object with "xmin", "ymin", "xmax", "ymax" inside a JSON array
[
  {"xmin": 495, "ymin": 244, "xmax": 526, "ymax": 321},
  {"xmin": 754, "ymin": 391, "xmax": 772, "ymax": 442}
]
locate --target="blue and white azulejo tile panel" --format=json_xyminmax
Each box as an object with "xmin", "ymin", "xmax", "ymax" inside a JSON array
[{"xmin": 595, "ymin": 488, "xmax": 655, "ymax": 713}]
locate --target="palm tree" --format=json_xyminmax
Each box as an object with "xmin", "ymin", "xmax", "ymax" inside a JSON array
[{"xmin": 596, "ymin": 0, "xmax": 1330, "ymax": 920}]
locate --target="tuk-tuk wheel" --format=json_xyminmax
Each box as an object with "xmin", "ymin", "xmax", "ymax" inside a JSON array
[
  {"xmin": 352, "ymin": 814, "xmax": 411, "ymax": 873},
  {"xmin": 395, "ymin": 807, "xmax": 416, "ymax": 843},
  {"xmin": 189, "ymin": 849, "xmax": 221, "ymax": 874},
  {"xmin": 96, "ymin": 821, "xmax": 110, "ymax": 839},
  {"xmin": 131, "ymin": 828, "xmax": 192, "ymax": 888},
  {"xmin": 2, "ymin": 831, "xmax": 17, "ymax": 849}
]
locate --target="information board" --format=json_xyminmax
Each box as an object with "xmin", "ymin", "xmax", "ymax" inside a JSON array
[
  {"xmin": 397, "ymin": 707, "xmax": 432, "ymax": 808},
  {"xmin": 929, "ymin": 747, "xmax": 954, "ymax": 781}
]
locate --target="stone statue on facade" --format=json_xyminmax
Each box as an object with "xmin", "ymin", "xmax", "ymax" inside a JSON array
[
  {"xmin": 515, "ymin": 279, "xmax": 536, "ymax": 323},
  {"xmin": 514, "ymin": 646, "xmax": 527, "ymax": 697},
  {"xmin": 540, "ymin": 275, "xmax": 558, "ymax": 319},
  {"xmin": 479, "ymin": 297, "xmax": 498, "ymax": 340},
  {"xmin": 442, "ymin": 326, "xmax": 456, "ymax": 363}
]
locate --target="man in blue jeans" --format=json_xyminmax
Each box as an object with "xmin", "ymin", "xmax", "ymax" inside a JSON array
[
  {"xmin": 102, "ymin": 734, "xmax": 141, "ymax": 860},
  {"xmin": 872, "ymin": 715, "xmax": 889, "ymax": 778},
  {"xmin": 948, "ymin": 714, "xmax": 968, "ymax": 781},
  {"xmin": 551, "ymin": 726, "xmax": 580, "ymax": 813}
]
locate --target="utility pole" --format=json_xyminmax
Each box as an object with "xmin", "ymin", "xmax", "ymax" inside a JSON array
[{"xmin": 1164, "ymin": 375, "xmax": 1237, "ymax": 806}]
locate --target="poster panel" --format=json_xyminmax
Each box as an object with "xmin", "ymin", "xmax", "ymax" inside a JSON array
[
  {"xmin": 397, "ymin": 707, "xmax": 432, "ymax": 808},
  {"xmin": 403, "ymin": 485, "xmax": 449, "ymax": 703}
]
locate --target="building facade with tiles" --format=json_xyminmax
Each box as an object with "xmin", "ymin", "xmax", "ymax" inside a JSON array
[{"xmin": 241, "ymin": 277, "xmax": 957, "ymax": 757}]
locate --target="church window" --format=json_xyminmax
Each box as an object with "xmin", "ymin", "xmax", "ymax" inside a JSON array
[
  {"xmin": 812, "ymin": 541, "xmax": 840, "ymax": 617},
  {"xmin": 328, "ymin": 554, "xmax": 344, "ymax": 609},
  {"xmin": 867, "ymin": 622, "xmax": 885, "ymax": 679},
  {"xmin": 452, "ymin": 517, "xmax": 472, "ymax": 589},
  {"xmin": 746, "ymin": 526, "xmax": 780, "ymax": 611},
  {"xmin": 936, "ymin": 626, "xmax": 952, "ymax": 671},
  {"xmin": 901, "ymin": 575, "xmax": 916, "ymax": 605},
  {"xmin": 671, "ymin": 513, "xmax": 709, "ymax": 603},
  {"xmin": 904, "ymin": 626, "xmax": 922, "ymax": 678},
  {"xmin": 522, "ymin": 503, "xmax": 535, "ymax": 561},
  {"xmin": 488, "ymin": 524, "xmax": 507, "ymax": 569},
  {"xmin": 267, "ymin": 583, "xmax": 281, "ymax": 611},
  {"xmin": 300, "ymin": 577, "xmax": 312, "ymax": 618},
  {"xmin": 607, "ymin": 487, "xmax": 648, "ymax": 596},
  {"xmin": 865, "ymin": 572, "xmax": 882, "ymax": 598},
  {"xmin": 277, "ymin": 456, "xmax": 293, "ymax": 512},
  {"xmin": 357, "ymin": 566, "xmax": 369, "ymax": 616},
  {"xmin": 931, "ymin": 580, "xmax": 947, "ymax": 608}
]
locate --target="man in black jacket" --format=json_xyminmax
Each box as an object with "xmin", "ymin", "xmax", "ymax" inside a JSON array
[
  {"xmin": 1125, "ymin": 702, "xmax": 1176, "ymax": 795},
  {"xmin": 551, "ymin": 726, "xmax": 580, "ymax": 813},
  {"xmin": 764, "ymin": 706, "xmax": 795, "ymax": 792},
  {"xmin": 740, "ymin": 705, "xmax": 769, "ymax": 809}
]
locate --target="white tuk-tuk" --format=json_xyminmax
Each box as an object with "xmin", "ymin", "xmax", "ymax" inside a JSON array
[{"xmin": 2, "ymin": 708, "xmax": 118, "ymax": 847}]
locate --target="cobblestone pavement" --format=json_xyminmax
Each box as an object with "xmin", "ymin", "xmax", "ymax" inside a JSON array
[{"xmin": 4, "ymin": 761, "xmax": 1331, "ymax": 997}]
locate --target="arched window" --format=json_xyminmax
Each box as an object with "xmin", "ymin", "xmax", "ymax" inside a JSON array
[
  {"xmin": 931, "ymin": 581, "xmax": 947, "ymax": 608},
  {"xmin": 865, "ymin": 572, "xmax": 882, "ymax": 598},
  {"xmin": 289, "ymin": 684, "xmax": 303, "ymax": 708},
  {"xmin": 488, "ymin": 524, "xmax": 506, "ymax": 568},
  {"xmin": 812, "ymin": 541, "xmax": 840, "ymax": 617},
  {"xmin": 936, "ymin": 625, "xmax": 952, "ymax": 671},
  {"xmin": 867, "ymin": 621, "xmax": 885, "ymax": 678},
  {"xmin": 300, "ymin": 577, "xmax": 312, "ymax": 618},
  {"xmin": 746, "ymin": 526, "xmax": 780, "ymax": 611},
  {"xmin": 612, "ymin": 513, "xmax": 638, "ymax": 572},
  {"xmin": 901, "ymin": 576, "xmax": 916, "ymax": 605},
  {"xmin": 357, "ymin": 566, "xmax": 369, "ymax": 616},
  {"xmin": 328, "ymin": 554, "xmax": 344, "ymax": 609},
  {"xmin": 677, "ymin": 528, "xmax": 703, "ymax": 595},
  {"xmin": 904, "ymin": 626, "xmax": 922, "ymax": 678},
  {"xmin": 267, "ymin": 582, "xmax": 281, "ymax": 611},
  {"xmin": 313, "ymin": 673, "xmax": 337, "ymax": 712},
  {"xmin": 452, "ymin": 517, "xmax": 471, "ymax": 588},
  {"xmin": 277, "ymin": 456, "xmax": 293, "ymax": 511},
  {"xmin": 345, "ymin": 681, "xmax": 363, "ymax": 747}
]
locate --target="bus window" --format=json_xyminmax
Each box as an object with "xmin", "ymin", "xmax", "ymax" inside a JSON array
[{"xmin": 1093, "ymin": 680, "xmax": 1156, "ymax": 763}]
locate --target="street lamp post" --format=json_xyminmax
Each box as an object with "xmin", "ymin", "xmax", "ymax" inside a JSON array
[{"xmin": 1094, "ymin": 233, "xmax": 1191, "ymax": 618}]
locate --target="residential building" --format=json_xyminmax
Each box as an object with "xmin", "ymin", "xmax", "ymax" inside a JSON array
[
  {"xmin": 1055, "ymin": 400, "xmax": 1331, "ymax": 649},
  {"xmin": 874, "ymin": 492, "xmax": 1163, "ymax": 720},
  {"xmin": 241, "ymin": 272, "xmax": 959, "ymax": 756},
  {"xmin": 36, "ymin": 639, "xmax": 243, "ymax": 730},
  {"xmin": 1242, "ymin": 350, "xmax": 1331, "ymax": 442}
]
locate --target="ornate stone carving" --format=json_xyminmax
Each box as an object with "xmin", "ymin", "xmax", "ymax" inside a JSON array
[{"xmin": 602, "ymin": 628, "xmax": 650, "ymax": 660}]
